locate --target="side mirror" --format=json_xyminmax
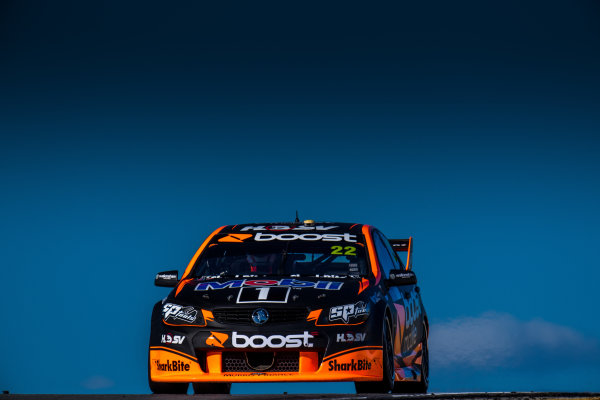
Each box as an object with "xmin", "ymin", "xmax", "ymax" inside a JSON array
[
  {"xmin": 155, "ymin": 270, "xmax": 179, "ymax": 287},
  {"xmin": 386, "ymin": 269, "xmax": 417, "ymax": 286}
]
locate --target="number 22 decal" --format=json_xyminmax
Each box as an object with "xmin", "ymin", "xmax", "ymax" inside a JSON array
[{"xmin": 331, "ymin": 246, "xmax": 357, "ymax": 256}]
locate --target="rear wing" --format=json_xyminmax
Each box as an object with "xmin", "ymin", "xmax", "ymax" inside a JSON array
[{"xmin": 388, "ymin": 237, "xmax": 413, "ymax": 270}]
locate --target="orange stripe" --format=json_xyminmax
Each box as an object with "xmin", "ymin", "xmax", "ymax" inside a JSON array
[
  {"xmin": 181, "ymin": 226, "xmax": 226, "ymax": 280},
  {"xmin": 358, "ymin": 277, "xmax": 370, "ymax": 294},
  {"xmin": 362, "ymin": 225, "xmax": 380, "ymax": 284},
  {"xmin": 306, "ymin": 309, "xmax": 322, "ymax": 322},
  {"xmin": 149, "ymin": 346, "xmax": 198, "ymax": 362},
  {"xmin": 162, "ymin": 319, "xmax": 206, "ymax": 328},
  {"xmin": 175, "ymin": 278, "xmax": 193, "ymax": 297},
  {"xmin": 406, "ymin": 236, "xmax": 413, "ymax": 270},
  {"xmin": 322, "ymin": 346, "xmax": 383, "ymax": 362}
]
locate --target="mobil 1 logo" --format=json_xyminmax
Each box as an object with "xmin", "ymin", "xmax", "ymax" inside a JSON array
[{"xmin": 237, "ymin": 286, "xmax": 290, "ymax": 303}]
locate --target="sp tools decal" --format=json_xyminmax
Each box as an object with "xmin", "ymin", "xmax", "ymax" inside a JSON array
[
  {"xmin": 153, "ymin": 359, "xmax": 190, "ymax": 372},
  {"xmin": 232, "ymin": 331, "xmax": 314, "ymax": 349},
  {"xmin": 195, "ymin": 278, "xmax": 343, "ymax": 291},
  {"xmin": 218, "ymin": 234, "xmax": 253, "ymax": 243},
  {"xmin": 254, "ymin": 232, "xmax": 357, "ymax": 242},
  {"xmin": 336, "ymin": 332, "xmax": 367, "ymax": 343},
  {"xmin": 161, "ymin": 333, "xmax": 185, "ymax": 344},
  {"xmin": 237, "ymin": 286, "xmax": 290, "ymax": 303},
  {"xmin": 162, "ymin": 303, "xmax": 197, "ymax": 323},
  {"xmin": 329, "ymin": 301, "xmax": 369, "ymax": 323},
  {"xmin": 206, "ymin": 331, "xmax": 229, "ymax": 348},
  {"xmin": 240, "ymin": 225, "xmax": 338, "ymax": 231},
  {"xmin": 328, "ymin": 358, "xmax": 372, "ymax": 371}
]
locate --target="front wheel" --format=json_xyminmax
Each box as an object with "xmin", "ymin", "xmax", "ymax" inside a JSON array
[
  {"xmin": 148, "ymin": 380, "xmax": 188, "ymax": 394},
  {"xmin": 393, "ymin": 326, "xmax": 428, "ymax": 393},
  {"xmin": 147, "ymin": 353, "xmax": 188, "ymax": 394},
  {"xmin": 355, "ymin": 318, "xmax": 394, "ymax": 393},
  {"xmin": 192, "ymin": 382, "xmax": 232, "ymax": 394}
]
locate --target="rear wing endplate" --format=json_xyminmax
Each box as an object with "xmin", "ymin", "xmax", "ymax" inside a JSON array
[{"xmin": 388, "ymin": 237, "xmax": 413, "ymax": 270}]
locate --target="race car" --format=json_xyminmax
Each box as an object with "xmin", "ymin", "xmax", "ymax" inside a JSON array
[{"xmin": 148, "ymin": 221, "xmax": 428, "ymax": 394}]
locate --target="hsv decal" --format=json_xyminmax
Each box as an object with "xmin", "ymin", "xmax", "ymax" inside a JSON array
[
  {"xmin": 328, "ymin": 358, "xmax": 372, "ymax": 371},
  {"xmin": 153, "ymin": 359, "xmax": 190, "ymax": 372},
  {"xmin": 254, "ymin": 232, "xmax": 357, "ymax": 242},
  {"xmin": 329, "ymin": 301, "xmax": 370, "ymax": 323},
  {"xmin": 162, "ymin": 303, "xmax": 197, "ymax": 323},
  {"xmin": 240, "ymin": 225, "xmax": 338, "ymax": 231},
  {"xmin": 195, "ymin": 278, "xmax": 343, "ymax": 291},
  {"xmin": 161, "ymin": 333, "xmax": 185, "ymax": 344},
  {"xmin": 232, "ymin": 331, "xmax": 314, "ymax": 349},
  {"xmin": 336, "ymin": 332, "xmax": 367, "ymax": 343}
]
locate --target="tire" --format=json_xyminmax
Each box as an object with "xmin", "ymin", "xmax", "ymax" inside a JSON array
[
  {"xmin": 355, "ymin": 318, "xmax": 394, "ymax": 393},
  {"xmin": 147, "ymin": 354, "xmax": 188, "ymax": 394},
  {"xmin": 393, "ymin": 325, "xmax": 429, "ymax": 393},
  {"xmin": 192, "ymin": 382, "xmax": 232, "ymax": 394},
  {"xmin": 148, "ymin": 380, "xmax": 188, "ymax": 394}
]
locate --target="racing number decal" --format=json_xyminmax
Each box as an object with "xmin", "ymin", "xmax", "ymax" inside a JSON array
[
  {"xmin": 331, "ymin": 246, "xmax": 357, "ymax": 256},
  {"xmin": 237, "ymin": 286, "xmax": 291, "ymax": 303}
]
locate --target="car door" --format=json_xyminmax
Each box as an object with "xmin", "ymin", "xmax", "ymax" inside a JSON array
[{"xmin": 372, "ymin": 230, "xmax": 423, "ymax": 355}]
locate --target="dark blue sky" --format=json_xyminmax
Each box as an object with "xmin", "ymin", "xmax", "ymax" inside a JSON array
[{"xmin": 1, "ymin": 0, "xmax": 599, "ymax": 394}]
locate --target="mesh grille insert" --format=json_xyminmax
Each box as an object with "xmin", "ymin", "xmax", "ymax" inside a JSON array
[
  {"xmin": 222, "ymin": 351, "xmax": 299, "ymax": 372},
  {"xmin": 212, "ymin": 307, "xmax": 308, "ymax": 325}
]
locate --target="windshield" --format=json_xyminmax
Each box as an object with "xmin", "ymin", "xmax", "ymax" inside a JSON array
[{"xmin": 192, "ymin": 233, "xmax": 368, "ymax": 278}]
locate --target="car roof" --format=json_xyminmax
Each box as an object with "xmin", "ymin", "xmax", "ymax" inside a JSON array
[{"xmin": 219, "ymin": 222, "xmax": 366, "ymax": 234}]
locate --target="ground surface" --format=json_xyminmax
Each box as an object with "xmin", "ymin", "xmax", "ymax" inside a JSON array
[{"xmin": 2, "ymin": 392, "xmax": 599, "ymax": 400}]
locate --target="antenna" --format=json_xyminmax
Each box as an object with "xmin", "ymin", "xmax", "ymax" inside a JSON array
[{"xmin": 294, "ymin": 211, "xmax": 300, "ymax": 224}]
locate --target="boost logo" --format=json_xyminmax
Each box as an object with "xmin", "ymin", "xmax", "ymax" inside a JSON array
[{"xmin": 232, "ymin": 331, "xmax": 314, "ymax": 349}]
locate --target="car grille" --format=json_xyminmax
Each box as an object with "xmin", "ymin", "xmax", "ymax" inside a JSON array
[
  {"xmin": 222, "ymin": 351, "xmax": 299, "ymax": 372},
  {"xmin": 212, "ymin": 307, "xmax": 308, "ymax": 324}
]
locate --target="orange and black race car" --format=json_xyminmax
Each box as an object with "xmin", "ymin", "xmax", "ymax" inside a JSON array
[{"xmin": 149, "ymin": 221, "xmax": 428, "ymax": 394}]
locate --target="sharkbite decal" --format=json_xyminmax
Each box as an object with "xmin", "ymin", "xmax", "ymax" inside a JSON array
[{"xmin": 195, "ymin": 278, "xmax": 343, "ymax": 291}]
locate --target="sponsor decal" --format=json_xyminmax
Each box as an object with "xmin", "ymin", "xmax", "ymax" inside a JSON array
[
  {"xmin": 161, "ymin": 333, "xmax": 185, "ymax": 344},
  {"xmin": 156, "ymin": 273, "xmax": 177, "ymax": 280},
  {"xmin": 329, "ymin": 301, "xmax": 370, "ymax": 323},
  {"xmin": 195, "ymin": 278, "xmax": 343, "ymax": 291},
  {"xmin": 237, "ymin": 286, "xmax": 290, "ymax": 303},
  {"xmin": 240, "ymin": 225, "xmax": 338, "ymax": 232},
  {"xmin": 153, "ymin": 359, "xmax": 190, "ymax": 372},
  {"xmin": 162, "ymin": 303, "xmax": 197, "ymax": 323},
  {"xmin": 328, "ymin": 358, "xmax": 372, "ymax": 371},
  {"xmin": 218, "ymin": 234, "xmax": 253, "ymax": 243},
  {"xmin": 254, "ymin": 232, "xmax": 356, "ymax": 242},
  {"xmin": 206, "ymin": 331, "xmax": 229, "ymax": 348},
  {"xmin": 404, "ymin": 291, "xmax": 422, "ymax": 327},
  {"xmin": 232, "ymin": 331, "xmax": 314, "ymax": 349},
  {"xmin": 336, "ymin": 332, "xmax": 367, "ymax": 343}
]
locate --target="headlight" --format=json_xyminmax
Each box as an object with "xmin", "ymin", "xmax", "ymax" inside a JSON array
[{"xmin": 162, "ymin": 302, "xmax": 204, "ymax": 325}]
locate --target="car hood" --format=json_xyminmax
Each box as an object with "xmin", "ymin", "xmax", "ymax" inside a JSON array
[{"xmin": 171, "ymin": 277, "xmax": 370, "ymax": 309}]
